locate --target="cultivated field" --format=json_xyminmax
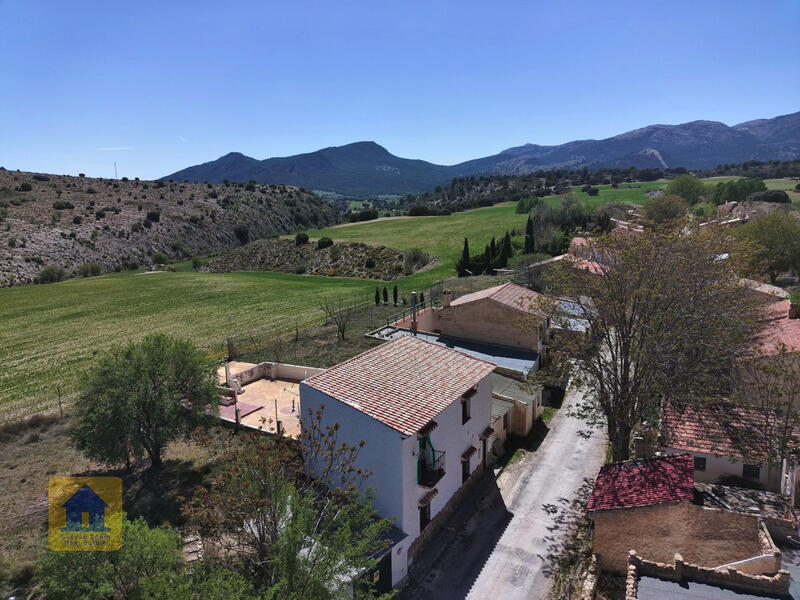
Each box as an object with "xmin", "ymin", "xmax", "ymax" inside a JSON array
[{"xmin": 0, "ymin": 202, "xmax": 526, "ymax": 420}]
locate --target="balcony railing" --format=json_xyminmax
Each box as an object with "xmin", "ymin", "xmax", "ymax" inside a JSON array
[{"xmin": 417, "ymin": 448, "xmax": 446, "ymax": 487}]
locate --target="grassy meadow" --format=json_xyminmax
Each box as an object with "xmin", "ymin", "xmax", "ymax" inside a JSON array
[{"xmin": 0, "ymin": 202, "xmax": 526, "ymax": 420}]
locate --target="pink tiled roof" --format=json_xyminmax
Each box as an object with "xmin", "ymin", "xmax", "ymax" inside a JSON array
[
  {"xmin": 450, "ymin": 282, "xmax": 543, "ymax": 315},
  {"xmin": 756, "ymin": 300, "xmax": 800, "ymax": 355},
  {"xmin": 587, "ymin": 454, "xmax": 695, "ymax": 511},
  {"xmin": 303, "ymin": 336, "xmax": 496, "ymax": 436}
]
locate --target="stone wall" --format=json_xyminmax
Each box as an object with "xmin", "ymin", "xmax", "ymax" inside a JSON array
[
  {"xmin": 594, "ymin": 501, "xmax": 769, "ymax": 574},
  {"xmin": 624, "ymin": 551, "xmax": 790, "ymax": 599}
]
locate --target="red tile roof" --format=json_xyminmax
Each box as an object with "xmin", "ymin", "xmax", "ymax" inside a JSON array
[
  {"xmin": 450, "ymin": 282, "xmax": 543, "ymax": 314},
  {"xmin": 303, "ymin": 336, "xmax": 495, "ymax": 436},
  {"xmin": 661, "ymin": 405, "xmax": 744, "ymax": 458},
  {"xmin": 756, "ymin": 300, "xmax": 800, "ymax": 355},
  {"xmin": 587, "ymin": 454, "xmax": 695, "ymax": 511}
]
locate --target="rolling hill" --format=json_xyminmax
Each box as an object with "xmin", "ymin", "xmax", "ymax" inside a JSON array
[{"xmin": 165, "ymin": 111, "xmax": 800, "ymax": 197}]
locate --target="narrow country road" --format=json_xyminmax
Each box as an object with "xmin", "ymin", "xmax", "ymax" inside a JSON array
[{"xmin": 399, "ymin": 386, "xmax": 607, "ymax": 600}]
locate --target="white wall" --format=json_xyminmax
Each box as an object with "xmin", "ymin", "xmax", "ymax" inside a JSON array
[
  {"xmin": 399, "ymin": 374, "xmax": 492, "ymax": 540},
  {"xmin": 299, "ymin": 384, "xmax": 405, "ymax": 525},
  {"xmin": 664, "ymin": 448, "xmax": 782, "ymax": 491}
]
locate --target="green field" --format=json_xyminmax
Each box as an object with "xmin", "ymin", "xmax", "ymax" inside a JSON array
[
  {"xmin": 0, "ymin": 202, "xmax": 526, "ymax": 420},
  {"xmin": 308, "ymin": 201, "xmax": 528, "ymax": 282}
]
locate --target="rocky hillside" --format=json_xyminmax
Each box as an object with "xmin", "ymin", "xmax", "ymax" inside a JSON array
[
  {"xmin": 204, "ymin": 237, "xmax": 430, "ymax": 280},
  {"xmin": 0, "ymin": 169, "xmax": 337, "ymax": 285}
]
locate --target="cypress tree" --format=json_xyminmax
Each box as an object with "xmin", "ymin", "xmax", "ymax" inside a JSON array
[
  {"xmin": 525, "ymin": 215, "xmax": 535, "ymax": 254},
  {"xmin": 393, "ymin": 285, "xmax": 398, "ymax": 306},
  {"xmin": 490, "ymin": 237, "xmax": 497, "ymax": 259},
  {"xmin": 382, "ymin": 287, "xmax": 388, "ymax": 304},
  {"xmin": 484, "ymin": 244, "xmax": 492, "ymax": 275},
  {"xmin": 457, "ymin": 237, "xmax": 471, "ymax": 277},
  {"xmin": 420, "ymin": 292, "xmax": 425, "ymax": 305},
  {"xmin": 375, "ymin": 287, "xmax": 380, "ymax": 306}
]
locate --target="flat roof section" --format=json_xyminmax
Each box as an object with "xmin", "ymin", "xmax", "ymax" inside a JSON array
[
  {"xmin": 376, "ymin": 327, "xmax": 538, "ymax": 377},
  {"xmin": 491, "ymin": 373, "xmax": 537, "ymax": 405},
  {"xmin": 637, "ymin": 576, "xmax": 789, "ymax": 600}
]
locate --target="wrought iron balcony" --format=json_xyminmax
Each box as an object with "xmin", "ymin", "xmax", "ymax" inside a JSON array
[{"xmin": 417, "ymin": 448, "xmax": 446, "ymax": 487}]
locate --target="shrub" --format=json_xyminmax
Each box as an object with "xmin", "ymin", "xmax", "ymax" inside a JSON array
[
  {"xmin": 404, "ymin": 247, "xmax": 429, "ymax": 269},
  {"xmin": 142, "ymin": 218, "xmax": 153, "ymax": 229},
  {"xmin": 191, "ymin": 256, "xmax": 204, "ymax": 270},
  {"xmin": 408, "ymin": 205, "xmax": 430, "ymax": 216},
  {"xmin": 294, "ymin": 263, "xmax": 307, "ymax": 274},
  {"xmin": 86, "ymin": 187, "xmax": 97, "ymax": 194},
  {"xmin": 208, "ymin": 190, "xmax": 218, "ymax": 199},
  {"xmin": 233, "ymin": 225, "xmax": 249, "ymax": 246},
  {"xmin": 295, "ymin": 232, "xmax": 309, "ymax": 245},
  {"xmin": 316, "ymin": 236, "xmax": 333, "ymax": 249},
  {"xmin": 350, "ymin": 209, "xmax": 379, "ymax": 222},
  {"xmin": 35, "ymin": 266, "xmax": 67, "ymax": 284},
  {"xmin": 146, "ymin": 210, "xmax": 161, "ymax": 222},
  {"xmin": 19, "ymin": 182, "xmax": 32, "ymax": 192},
  {"xmin": 77, "ymin": 262, "xmax": 104, "ymax": 277},
  {"xmin": 0, "ymin": 206, "xmax": 7, "ymax": 222},
  {"xmin": 365, "ymin": 258, "xmax": 376, "ymax": 268},
  {"xmin": 131, "ymin": 222, "xmax": 142, "ymax": 232},
  {"xmin": 586, "ymin": 187, "xmax": 599, "ymax": 196},
  {"xmin": 33, "ymin": 174, "xmax": 49, "ymax": 181},
  {"xmin": 53, "ymin": 200, "xmax": 75, "ymax": 210},
  {"xmin": 244, "ymin": 182, "xmax": 256, "ymax": 192},
  {"xmin": 746, "ymin": 190, "xmax": 790, "ymax": 204},
  {"xmin": 152, "ymin": 251, "xmax": 168, "ymax": 265},
  {"xmin": 94, "ymin": 210, "xmax": 105, "ymax": 219}
]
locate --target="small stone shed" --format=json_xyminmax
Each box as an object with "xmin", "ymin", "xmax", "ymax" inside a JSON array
[{"xmin": 588, "ymin": 454, "xmax": 781, "ymax": 575}]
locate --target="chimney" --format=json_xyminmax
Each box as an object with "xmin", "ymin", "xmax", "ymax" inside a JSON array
[
  {"xmin": 442, "ymin": 289, "xmax": 452, "ymax": 308},
  {"xmin": 410, "ymin": 291, "xmax": 418, "ymax": 333}
]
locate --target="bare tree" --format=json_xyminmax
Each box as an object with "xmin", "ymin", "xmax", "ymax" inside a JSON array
[
  {"xmin": 322, "ymin": 296, "xmax": 358, "ymax": 341},
  {"xmin": 535, "ymin": 224, "xmax": 758, "ymax": 462}
]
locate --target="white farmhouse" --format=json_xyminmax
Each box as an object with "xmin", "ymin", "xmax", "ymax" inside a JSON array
[{"xmin": 300, "ymin": 335, "xmax": 496, "ymax": 587}]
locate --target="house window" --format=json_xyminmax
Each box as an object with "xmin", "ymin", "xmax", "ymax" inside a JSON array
[
  {"xmin": 694, "ymin": 456, "xmax": 707, "ymax": 472},
  {"xmin": 462, "ymin": 397, "xmax": 471, "ymax": 424},
  {"xmin": 462, "ymin": 458, "xmax": 470, "ymax": 484},
  {"xmin": 743, "ymin": 464, "xmax": 761, "ymax": 480},
  {"xmin": 419, "ymin": 503, "xmax": 430, "ymax": 531}
]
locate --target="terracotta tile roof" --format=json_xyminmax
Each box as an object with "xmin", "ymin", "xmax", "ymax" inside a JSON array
[
  {"xmin": 587, "ymin": 454, "xmax": 695, "ymax": 511},
  {"xmin": 461, "ymin": 446, "xmax": 477, "ymax": 461},
  {"xmin": 303, "ymin": 336, "xmax": 495, "ymax": 436},
  {"xmin": 756, "ymin": 300, "xmax": 800, "ymax": 355},
  {"xmin": 418, "ymin": 488, "xmax": 438, "ymax": 507},
  {"xmin": 450, "ymin": 282, "xmax": 543, "ymax": 315},
  {"xmin": 661, "ymin": 405, "xmax": 744, "ymax": 458}
]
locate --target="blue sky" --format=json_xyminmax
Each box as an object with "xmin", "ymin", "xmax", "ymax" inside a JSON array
[{"xmin": 1, "ymin": 0, "xmax": 798, "ymax": 180}]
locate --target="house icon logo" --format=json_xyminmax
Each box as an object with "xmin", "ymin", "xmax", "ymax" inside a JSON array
[
  {"xmin": 61, "ymin": 484, "xmax": 110, "ymax": 532},
  {"xmin": 49, "ymin": 477, "xmax": 122, "ymax": 551}
]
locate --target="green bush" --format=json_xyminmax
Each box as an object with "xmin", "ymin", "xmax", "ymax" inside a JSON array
[
  {"xmin": 365, "ymin": 258, "xmax": 376, "ymax": 268},
  {"xmin": 73, "ymin": 215, "xmax": 82, "ymax": 224},
  {"xmin": 191, "ymin": 256, "xmax": 204, "ymax": 270},
  {"xmin": 294, "ymin": 263, "xmax": 307, "ymax": 274},
  {"xmin": 233, "ymin": 225, "xmax": 249, "ymax": 246},
  {"xmin": 146, "ymin": 210, "xmax": 161, "ymax": 222},
  {"xmin": 316, "ymin": 236, "xmax": 333, "ymax": 249},
  {"xmin": 295, "ymin": 232, "xmax": 309, "ymax": 245},
  {"xmin": 746, "ymin": 190, "xmax": 790, "ymax": 204},
  {"xmin": 152, "ymin": 251, "xmax": 169, "ymax": 265},
  {"xmin": 53, "ymin": 200, "xmax": 75, "ymax": 210},
  {"xmin": 86, "ymin": 187, "xmax": 97, "ymax": 194},
  {"xmin": 77, "ymin": 262, "xmax": 104, "ymax": 277},
  {"xmin": 19, "ymin": 182, "xmax": 32, "ymax": 192},
  {"xmin": 35, "ymin": 266, "xmax": 67, "ymax": 284}
]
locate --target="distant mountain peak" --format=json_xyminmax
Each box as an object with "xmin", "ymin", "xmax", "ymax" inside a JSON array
[{"xmin": 164, "ymin": 110, "xmax": 800, "ymax": 196}]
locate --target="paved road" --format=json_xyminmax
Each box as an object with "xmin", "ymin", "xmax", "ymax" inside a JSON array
[{"xmin": 399, "ymin": 386, "xmax": 607, "ymax": 600}]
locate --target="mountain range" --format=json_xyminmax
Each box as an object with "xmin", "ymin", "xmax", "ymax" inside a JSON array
[{"xmin": 165, "ymin": 111, "xmax": 800, "ymax": 197}]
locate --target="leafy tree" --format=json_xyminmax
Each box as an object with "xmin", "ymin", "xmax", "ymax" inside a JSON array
[
  {"xmin": 456, "ymin": 237, "xmax": 471, "ymax": 276},
  {"xmin": 72, "ymin": 334, "xmax": 218, "ymax": 469},
  {"xmin": 295, "ymin": 232, "xmax": 309, "ymax": 245},
  {"xmin": 38, "ymin": 516, "xmax": 183, "ymax": 600},
  {"xmin": 643, "ymin": 194, "xmax": 688, "ymax": 226},
  {"xmin": 152, "ymin": 251, "xmax": 168, "ymax": 265},
  {"xmin": 746, "ymin": 190, "xmax": 790, "ymax": 204},
  {"xmin": 184, "ymin": 409, "xmax": 391, "ymax": 598},
  {"xmin": 524, "ymin": 216, "xmax": 535, "ymax": 254},
  {"xmin": 706, "ymin": 178, "xmax": 766, "ymax": 205},
  {"xmin": 736, "ymin": 210, "xmax": 800, "ymax": 282},
  {"xmin": 666, "ymin": 174, "xmax": 705, "ymax": 205},
  {"xmin": 539, "ymin": 225, "xmax": 757, "ymax": 461},
  {"xmin": 234, "ymin": 225, "xmax": 250, "ymax": 246}
]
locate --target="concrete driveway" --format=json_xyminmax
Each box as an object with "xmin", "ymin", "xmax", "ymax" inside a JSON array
[{"xmin": 398, "ymin": 386, "xmax": 607, "ymax": 600}]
